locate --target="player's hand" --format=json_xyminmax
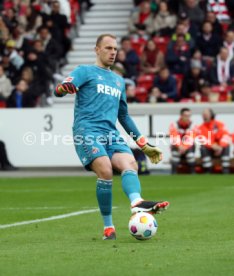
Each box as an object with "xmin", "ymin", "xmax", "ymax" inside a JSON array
[
  {"xmin": 56, "ymin": 83, "xmax": 78, "ymax": 95},
  {"xmin": 136, "ymin": 136, "xmax": 162, "ymax": 164},
  {"xmin": 141, "ymin": 144, "xmax": 162, "ymax": 164}
]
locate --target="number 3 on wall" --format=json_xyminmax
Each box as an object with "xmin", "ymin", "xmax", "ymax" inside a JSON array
[{"xmin": 44, "ymin": 114, "xmax": 53, "ymax": 131}]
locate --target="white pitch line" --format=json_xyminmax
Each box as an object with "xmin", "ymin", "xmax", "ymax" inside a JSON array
[
  {"xmin": 0, "ymin": 208, "xmax": 99, "ymax": 229},
  {"xmin": 0, "ymin": 207, "xmax": 67, "ymax": 210}
]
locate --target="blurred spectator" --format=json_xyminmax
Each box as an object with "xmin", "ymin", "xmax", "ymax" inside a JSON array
[
  {"xmin": 56, "ymin": 0, "xmax": 71, "ymax": 22},
  {"xmin": 223, "ymin": 31, "xmax": 234, "ymax": 61},
  {"xmin": 197, "ymin": 21, "xmax": 222, "ymax": 59},
  {"xmin": 166, "ymin": 34, "xmax": 191, "ymax": 74},
  {"xmin": 226, "ymin": 21, "xmax": 234, "ymax": 33},
  {"xmin": 69, "ymin": 0, "xmax": 80, "ymax": 38},
  {"xmin": 0, "ymin": 63, "xmax": 12, "ymax": 102},
  {"xmin": 36, "ymin": 25, "xmax": 62, "ymax": 70},
  {"xmin": 4, "ymin": 39, "xmax": 24, "ymax": 70},
  {"xmin": 79, "ymin": 0, "xmax": 95, "ymax": 11},
  {"xmin": 128, "ymin": 0, "xmax": 154, "ymax": 38},
  {"xmin": 207, "ymin": 0, "xmax": 230, "ymax": 22},
  {"xmin": 171, "ymin": 23, "xmax": 195, "ymax": 49},
  {"xmin": 0, "ymin": 15, "xmax": 10, "ymax": 45},
  {"xmin": 134, "ymin": 0, "xmax": 144, "ymax": 6},
  {"xmin": 210, "ymin": 47, "xmax": 234, "ymax": 86},
  {"xmin": 206, "ymin": 11, "xmax": 223, "ymax": 37},
  {"xmin": 126, "ymin": 84, "xmax": 140, "ymax": 103},
  {"xmin": 150, "ymin": 67, "xmax": 177, "ymax": 102},
  {"xmin": 0, "ymin": 0, "xmax": 82, "ymax": 107},
  {"xmin": 43, "ymin": 18, "xmax": 61, "ymax": 44},
  {"xmin": 169, "ymin": 108, "xmax": 196, "ymax": 174},
  {"xmin": 115, "ymin": 50, "xmax": 130, "ymax": 76},
  {"xmin": 1, "ymin": 53, "xmax": 18, "ymax": 84},
  {"xmin": 190, "ymin": 49, "xmax": 207, "ymax": 71},
  {"xmin": 140, "ymin": 38, "xmax": 164, "ymax": 74},
  {"xmin": 21, "ymin": 66, "xmax": 34, "ymax": 84},
  {"xmin": 178, "ymin": 12, "xmax": 199, "ymax": 42},
  {"xmin": 49, "ymin": 1, "xmax": 71, "ymax": 59},
  {"xmin": 32, "ymin": 39, "xmax": 52, "ymax": 70},
  {"xmin": 11, "ymin": 24, "xmax": 31, "ymax": 53},
  {"xmin": 22, "ymin": 49, "xmax": 53, "ymax": 98},
  {"xmin": 150, "ymin": 0, "xmax": 160, "ymax": 15},
  {"xmin": 179, "ymin": 0, "xmax": 205, "ymax": 27},
  {"xmin": 181, "ymin": 60, "xmax": 206, "ymax": 99},
  {"xmin": 18, "ymin": 5, "xmax": 42, "ymax": 39},
  {"xmin": 153, "ymin": 1, "xmax": 177, "ymax": 36},
  {"xmin": 200, "ymin": 81, "xmax": 213, "ymax": 102},
  {"xmin": 198, "ymin": 0, "xmax": 208, "ymax": 11},
  {"xmin": 167, "ymin": 0, "xmax": 180, "ymax": 14},
  {"xmin": 7, "ymin": 79, "xmax": 37, "ymax": 108},
  {"xmin": 2, "ymin": 7, "xmax": 18, "ymax": 33},
  {"xmin": 199, "ymin": 108, "xmax": 231, "ymax": 174},
  {"xmin": 19, "ymin": 65, "xmax": 44, "ymax": 101},
  {"xmin": 40, "ymin": 0, "xmax": 52, "ymax": 16},
  {"xmin": 111, "ymin": 62, "xmax": 135, "ymax": 87},
  {"xmin": 226, "ymin": 0, "xmax": 234, "ymax": 18},
  {"xmin": 0, "ymin": 140, "xmax": 16, "ymax": 171},
  {"xmin": 120, "ymin": 37, "xmax": 140, "ymax": 79},
  {"xmin": 78, "ymin": 0, "xmax": 94, "ymax": 24}
]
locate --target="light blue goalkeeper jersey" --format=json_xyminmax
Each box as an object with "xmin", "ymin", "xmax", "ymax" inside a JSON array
[{"xmin": 65, "ymin": 65, "xmax": 141, "ymax": 139}]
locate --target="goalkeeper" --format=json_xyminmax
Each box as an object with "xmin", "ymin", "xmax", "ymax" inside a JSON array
[{"xmin": 54, "ymin": 34, "xmax": 169, "ymax": 240}]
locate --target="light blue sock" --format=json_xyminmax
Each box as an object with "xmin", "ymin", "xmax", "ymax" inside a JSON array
[
  {"xmin": 121, "ymin": 170, "xmax": 143, "ymax": 206},
  {"xmin": 96, "ymin": 178, "xmax": 114, "ymax": 228}
]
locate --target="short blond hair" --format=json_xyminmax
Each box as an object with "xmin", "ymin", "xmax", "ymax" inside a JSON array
[{"xmin": 96, "ymin": 34, "xmax": 117, "ymax": 46}]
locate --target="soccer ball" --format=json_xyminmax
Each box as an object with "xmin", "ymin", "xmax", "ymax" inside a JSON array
[{"xmin": 129, "ymin": 212, "xmax": 158, "ymax": 240}]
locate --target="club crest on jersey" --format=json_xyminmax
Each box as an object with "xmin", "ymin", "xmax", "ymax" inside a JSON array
[
  {"xmin": 92, "ymin": 146, "xmax": 100, "ymax": 154},
  {"xmin": 63, "ymin": 76, "xmax": 74, "ymax": 83},
  {"xmin": 116, "ymin": 80, "xmax": 121, "ymax": 87}
]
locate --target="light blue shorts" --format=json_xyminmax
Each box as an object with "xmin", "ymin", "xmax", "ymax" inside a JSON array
[{"xmin": 73, "ymin": 133, "xmax": 133, "ymax": 170}]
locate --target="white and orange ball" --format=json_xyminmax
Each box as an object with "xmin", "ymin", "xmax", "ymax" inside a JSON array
[{"xmin": 129, "ymin": 212, "xmax": 158, "ymax": 240}]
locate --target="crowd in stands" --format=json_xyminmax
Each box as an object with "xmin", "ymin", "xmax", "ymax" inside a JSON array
[
  {"xmin": 113, "ymin": 0, "xmax": 234, "ymax": 103},
  {"xmin": 0, "ymin": 0, "xmax": 94, "ymax": 108},
  {"xmin": 1, "ymin": 0, "xmax": 234, "ymax": 107}
]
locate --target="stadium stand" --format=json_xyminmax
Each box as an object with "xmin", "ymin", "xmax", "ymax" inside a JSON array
[
  {"xmin": 0, "ymin": 0, "xmax": 93, "ymax": 107},
  {"xmin": 123, "ymin": 0, "xmax": 234, "ymax": 104},
  {"xmin": 2, "ymin": 0, "xmax": 234, "ymax": 106},
  {"xmin": 0, "ymin": 0, "xmax": 234, "ymax": 173}
]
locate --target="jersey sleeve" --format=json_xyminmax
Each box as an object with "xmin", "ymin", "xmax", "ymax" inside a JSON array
[
  {"xmin": 64, "ymin": 65, "xmax": 87, "ymax": 88},
  {"xmin": 54, "ymin": 66, "xmax": 88, "ymax": 97},
  {"xmin": 118, "ymin": 83, "xmax": 142, "ymax": 141}
]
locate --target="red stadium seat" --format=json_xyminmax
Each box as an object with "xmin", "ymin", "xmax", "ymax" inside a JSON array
[
  {"xmin": 153, "ymin": 36, "xmax": 170, "ymax": 54},
  {"xmin": 166, "ymin": 99, "xmax": 175, "ymax": 103},
  {"xmin": 180, "ymin": 98, "xmax": 194, "ymax": 103},
  {"xmin": 0, "ymin": 101, "xmax": 6, "ymax": 108},
  {"xmin": 173, "ymin": 74, "xmax": 184, "ymax": 96},
  {"xmin": 130, "ymin": 37, "xmax": 147, "ymax": 56},
  {"xmin": 137, "ymin": 74, "xmax": 154, "ymax": 90},
  {"xmin": 211, "ymin": 85, "xmax": 232, "ymax": 102},
  {"xmin": 135, "ymin": 86, "xmax": 148, "ymax": 103}
]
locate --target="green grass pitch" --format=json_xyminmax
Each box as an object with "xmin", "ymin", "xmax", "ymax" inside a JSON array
[{"xmin": 0, "ymin": 175, "xmax": 234, "ymax": 276}]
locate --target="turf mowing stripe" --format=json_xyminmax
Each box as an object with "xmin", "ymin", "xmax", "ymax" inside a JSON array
[{"xmin": 0, "ymin": 209, "xmax": 100, "ymax": 229}]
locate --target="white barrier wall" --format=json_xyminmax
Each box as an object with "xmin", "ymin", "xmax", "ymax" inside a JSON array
[{"xmin": 0, "ymin": 104, "xmax": 234, "ymax": 168}]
